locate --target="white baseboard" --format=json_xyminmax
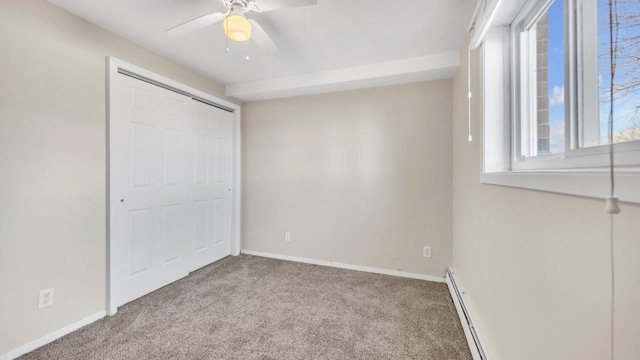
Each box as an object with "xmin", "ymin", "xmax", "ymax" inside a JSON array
[
  {"xmin": 1, "ymin": 310, "xmax": 106, "ymax": 360},
  {"xmin": 240, "ymin": 249, "xmax": 446, "ymax": 283},
  {"xmin": 446, "ymin": 269, "xmax": 492, "ymax": 360}
]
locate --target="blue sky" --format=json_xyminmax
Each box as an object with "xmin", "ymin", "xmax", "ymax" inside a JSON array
[
  {"xmin": 546, "ymin": 0, "xmax": 565, "ymax": 153},
  {"xmin": 597, "ymin": 0, "xmax": 640, "ymax": 140}
]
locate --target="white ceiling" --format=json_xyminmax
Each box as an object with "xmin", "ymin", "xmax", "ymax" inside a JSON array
[{"xmin": 50, "ymin": 0, "xmax": 476, "ymax": 101}]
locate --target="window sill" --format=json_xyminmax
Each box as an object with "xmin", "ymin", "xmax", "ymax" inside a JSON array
[{"xmin": 480, "ymin": 168, "xmax": 640, "ymax": 204}]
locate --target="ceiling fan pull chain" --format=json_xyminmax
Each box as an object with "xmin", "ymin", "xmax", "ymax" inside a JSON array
[
  {"xmin": 225, "ymin": 15, "xmax": 230, "ymax": 53},
  {"xmin": 246, "ymin": 40, "xmax": 250, "ymax": 60}
]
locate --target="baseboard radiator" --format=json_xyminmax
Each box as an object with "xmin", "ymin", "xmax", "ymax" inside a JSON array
[{"xmin": 446, "ymin": 268, "xmax": 488, "ymax": 360}]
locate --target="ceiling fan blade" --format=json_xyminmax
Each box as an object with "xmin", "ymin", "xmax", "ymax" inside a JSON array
[
  {"xmin": 249, "ymin": 20, "xmax": 280, "ymax": 55},
  {"xmin": 166, "ymin": 12, "xmax": 227, "ymax": 37},
  {"xmin": 253, "ymin": 0, "xmax": 318, "ymax": 12}
]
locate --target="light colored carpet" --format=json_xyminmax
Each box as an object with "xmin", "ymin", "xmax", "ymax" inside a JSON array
[{"xmin": 20, "ymin": 254, "xmax": 472, "ymax": 359}]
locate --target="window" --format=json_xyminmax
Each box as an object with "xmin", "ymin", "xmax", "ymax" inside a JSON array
[
  {"xmin": 588, "ymin": 0, "xmax": 640, "ymax": 147},
  {"xmin": 516, "ymin": 0, "xmax": 566, "ymax": 158},
  {"xmin": 481, "ymin": 0, "xmax": 640, "ymax": 202}
]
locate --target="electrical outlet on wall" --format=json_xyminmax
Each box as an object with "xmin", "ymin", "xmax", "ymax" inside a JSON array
[
  {"xmin": 38, "ymin": 288, "xmax": 54, "ymax": 309},
  {"xmin": 423, "ymin": 246, "xmax": 432, "ymax": 258},
  {"xmin": 285, "ymin": 232, "xmax": 291, "ymax": 242}
]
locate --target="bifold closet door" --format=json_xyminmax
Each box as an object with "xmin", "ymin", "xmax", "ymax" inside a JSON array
[
  {"xmin": 110, "ymin": 73, "xmax": 233, "ymax": 308},
  {"xmin": 189, "ymin": 101, "xmax": 233, "ymax": 272}
]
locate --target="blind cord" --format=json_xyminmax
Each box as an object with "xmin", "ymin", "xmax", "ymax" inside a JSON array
[
  {"xmin": 605, "ymin": 1, "xmax": 621, "ymax": 216},
  {"xmin": 468, "ymin": 45, "xmax": 473, "ymax": 142},
  {"xmin": 605, "ymin": 2, "xmax": 621, "ymax": 360},
  {"xmin": 609, "ymin": 214, "xmax": 616, "ymax": 360},
  {"xmin": 607, "ymin": 0, "xmax": 619, "ymax": 201}
]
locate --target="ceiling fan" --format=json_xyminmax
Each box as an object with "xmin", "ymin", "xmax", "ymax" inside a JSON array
[{"xmin": 166, "ymin": 0, "xmax": 318, "ymax": 56}]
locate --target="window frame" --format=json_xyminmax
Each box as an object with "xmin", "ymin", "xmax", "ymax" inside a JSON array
[
  {"xmin": 510, "ymin": 0, "xmax": 640, "ymax": 171},
  {"xmin": 512, "ymin": 0, "xmax": 565, "ymax": 162},
  {"xmin": 479, "ymin": 0, "xmax": 640, "ymax": 203}
]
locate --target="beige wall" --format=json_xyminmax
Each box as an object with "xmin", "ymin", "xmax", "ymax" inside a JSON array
[
  {"xmin": 0, "ymin": 0, "xmax": 237, "ymax": 354},
  {"xmin": 242, "ymin": 80, "xmax": 453, "ymax": 278},
  {"xmin": 452, "ymin": 38, "xmax": 640, "ymax": 360}
]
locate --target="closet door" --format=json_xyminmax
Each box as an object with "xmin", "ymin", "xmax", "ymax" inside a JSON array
[
  {"xmin": 189, "ymin": 101, "xmax": 233, "ymax": 271},
  {"xmin": 111, "ymin": 73, "xmax": 194, "ymax": 307},
  {"xmin": 110, "ymin": 72, "xmax": 235, "ymax": 308}
]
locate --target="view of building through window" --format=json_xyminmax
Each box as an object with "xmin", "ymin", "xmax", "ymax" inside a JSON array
[
  {"xmin": 538, "ymin": 0, "xmax": 565, "ymax": 155},
  {"xmin": 531, "ymin": 0, "xmax": 639, "ymax": 156}
]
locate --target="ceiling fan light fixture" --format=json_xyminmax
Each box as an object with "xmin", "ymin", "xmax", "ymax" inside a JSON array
[{"xmin": 223, "ymin": 14, "xmax": 252, "ymax": 42}]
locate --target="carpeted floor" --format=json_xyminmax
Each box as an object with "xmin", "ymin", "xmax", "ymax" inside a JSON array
[{"xmin": 20, "ymin": 255, "xmax": 472, "ymax": 360}]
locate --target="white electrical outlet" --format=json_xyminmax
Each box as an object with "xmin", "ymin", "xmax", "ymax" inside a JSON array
[
  {"xmin": 285, "ymin": 232, "xmax": 291, "ymax": 242},
  {"xmin": 423, "ymin": 246, "xmax": 432, "ymax": 258},
  {"xmin": 38, "ymin": 288, "xmax": 54, "ymax": 309}
]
